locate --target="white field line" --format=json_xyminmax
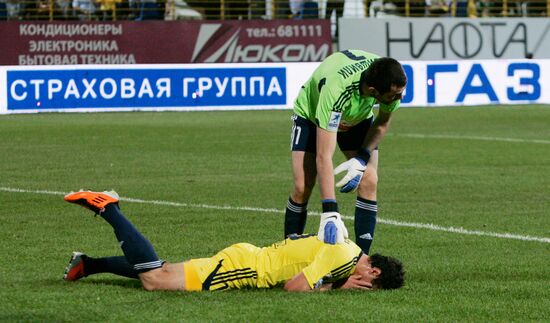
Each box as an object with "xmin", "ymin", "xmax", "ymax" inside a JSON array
[
  {"xmin": 391, "ymin": 133, "xmax": 550, "ymax": 145},
  {"xmin": 2, "ymin": 186, "xmax": 549, "ymax": 244}
]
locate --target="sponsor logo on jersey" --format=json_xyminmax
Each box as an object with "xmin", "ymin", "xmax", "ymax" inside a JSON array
[{"xmin": 327, "ymin": 112, "xmax": 342, "ymax": 131}]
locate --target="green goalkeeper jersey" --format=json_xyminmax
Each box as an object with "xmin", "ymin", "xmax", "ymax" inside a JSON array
[{"xmin": 294, "ymin": 50, "xmax": 401, "ymax": 132}]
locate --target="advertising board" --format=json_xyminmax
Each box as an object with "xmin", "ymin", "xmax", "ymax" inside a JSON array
[
  {"xmin": 0, "ymin": 20, "xmax": 332, "ymax": 65},
  {"xmin": 1, "ymin": 59, "xmax": 549, "ymax": 114},
  {"xmin": 340, "ymin": 18, "xmax": 550, "ymax": 60}
]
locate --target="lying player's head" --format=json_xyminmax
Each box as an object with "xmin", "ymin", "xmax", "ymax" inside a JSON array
[
  {"xmin": 369, "ymin": 253, "xmax": 405, "ymax": 290},
  {"xmin": 360, "ymin": 57, "xmax": 407, "ymax": 104},
  {"xmin": 351, "ymin": 253, "xmax": 404, "ymax": 290}
]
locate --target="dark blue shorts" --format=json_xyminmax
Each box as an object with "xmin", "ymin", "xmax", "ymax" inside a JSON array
[{"xmin": 290, "ymin": 115, "xmax": 375, "ymax": 153}]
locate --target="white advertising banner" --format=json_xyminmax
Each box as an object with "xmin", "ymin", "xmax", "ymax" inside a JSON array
[
  {"xmin": 0, "ymin": 59, "xmax": 549, "ymax": 114},
  {"xmin": 399, "ymin": 59, "xmax": 549, "ymax": 106},
  {"xmin": 339, "ymin": 18, "xmax": 550, "ymax": 60}
]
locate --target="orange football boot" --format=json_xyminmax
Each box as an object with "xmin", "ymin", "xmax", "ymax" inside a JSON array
[
  {"xmin": 63, "ymin": 252, "xmax": 87, "ymax": 281},
  {"xmin": 64, "ymin": 190, "xmax": 119, "ymax": 213}
]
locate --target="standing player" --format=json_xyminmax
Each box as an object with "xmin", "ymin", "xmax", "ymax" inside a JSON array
[{"xmin": 284, "ymin": 50, "xmax": 407, "ymax": 254}]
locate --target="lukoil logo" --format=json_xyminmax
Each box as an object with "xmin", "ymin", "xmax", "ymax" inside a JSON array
[{"xmin": 192, "ymin": 23, "xmax": 329, "ymax": 63}]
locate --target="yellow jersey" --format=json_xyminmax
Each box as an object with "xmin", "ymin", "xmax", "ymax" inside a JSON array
[{"xmin": 186, "ymin": 234, "xmax": 362, "ymax": 291}]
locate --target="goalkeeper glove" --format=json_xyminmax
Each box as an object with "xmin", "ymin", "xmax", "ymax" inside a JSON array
[
  {"xmin": 317, "ymin": 212, "xmax": 348, "ymax": 244},
  {"xmin": 334, "ymin": 148, "xmax": 371, "ymax": 193}
]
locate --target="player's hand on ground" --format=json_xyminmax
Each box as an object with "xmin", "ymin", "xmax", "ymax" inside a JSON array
[
  {"xmin": 317, "ymin": 212, "xmax": 348, "ymax": 244},
  {"xmin": 334, "ymin": 157, "xmax": 367, "ymax": 193},
  {"xmin": 341, "ymin": 274, "xmax": 373, "ymax": 290}
]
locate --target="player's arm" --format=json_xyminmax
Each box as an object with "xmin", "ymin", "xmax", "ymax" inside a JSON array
[
  {"xmin": 283, "ymin": 272, "xmax": 333, "ymax": 292},
  {"xmin": 284, "ymin": 244, "xmax": 336, "ymax": 292},
  {"xmin": 335, "ymin": 104, "xmax": 398, "ymax": 193},
  {"xmin": 314, "ymin": 75, "xmax": 345, "ymax": 205},
  {"xmin": 316, "ymin": 127, "xmax": 338, "ymax": 201},
  {"xmin": 286, "ymin": 243, "xmax": 355, "ymax": 292},
  {"xmin": 284, "ymin": 272, "xmax": 313, "ymax": 291},
  {"xmin": 362, "ymin": 109, "xmax": 393, "ymax": 151}
]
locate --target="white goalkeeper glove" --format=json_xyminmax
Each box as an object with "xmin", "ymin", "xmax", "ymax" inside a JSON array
[
  {"xmin": 334, "ymin": 157, "xmax": 367, "ymax": 193},
  {"xmin": 317, "ymin": 212, "xmax": 348, "ymax": 245}
]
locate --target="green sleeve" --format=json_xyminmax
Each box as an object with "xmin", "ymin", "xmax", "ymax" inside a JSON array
[{"xmin": 315, "ymin": 77, "xmax": 347, "ymax": 132}]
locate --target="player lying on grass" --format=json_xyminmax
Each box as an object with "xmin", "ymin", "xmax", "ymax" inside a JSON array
[{"xmin": 62, "ymin": 190, "xmax": 404, "ymax": 291}]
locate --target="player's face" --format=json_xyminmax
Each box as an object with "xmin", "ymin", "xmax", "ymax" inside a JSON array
[
  {"xmin": 355, "ymin": 255, "xmax": 381, "ymax": 285},
  {"xmin": 365, "ymin": 84, "xmax": 405, "ymax": 105},
  {"xmin": 376, "ymin": 84, "xmax": 405, "ymax": 104}
]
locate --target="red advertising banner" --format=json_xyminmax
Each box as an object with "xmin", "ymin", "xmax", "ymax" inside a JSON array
[{"xmin": 0, "ymin": 20, "xmax": 332, "ymax": 65}]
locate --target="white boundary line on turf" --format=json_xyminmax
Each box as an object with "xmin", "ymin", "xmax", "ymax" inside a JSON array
[
  {"xmin": 391, "ymin": 133, "xmax": 550, "ymax": 145},
  {"xmin": 2, "ymin": 186, "xmax": 549, "ymax": 244}
]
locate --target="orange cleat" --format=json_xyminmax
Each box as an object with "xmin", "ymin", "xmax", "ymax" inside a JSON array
[
  {"xmin": 63, "ymin": 252, "xmax": 87, "ymax": 282},
  {"xmin": 64, "ymin": 190, "xmax": 119, "ymax": 214}
]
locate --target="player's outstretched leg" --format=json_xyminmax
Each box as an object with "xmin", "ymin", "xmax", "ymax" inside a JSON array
[
  {"xmin": 63, "ymin": 251, "xmax": 139, "ymax": 281},
  {"xmin": 64, "ymin": 190, "xmax": 163, "ymax": 274}
]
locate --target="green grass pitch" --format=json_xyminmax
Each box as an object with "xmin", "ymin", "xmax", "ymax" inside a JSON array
[{"xmin": 0, "ymin": 106, "xmax": 549, "ymax": 322}]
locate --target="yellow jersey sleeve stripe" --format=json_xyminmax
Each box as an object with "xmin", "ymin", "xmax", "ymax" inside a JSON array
[{"xmin": 331, "ymin": 256, "xmax": 359, "ymax": 278}]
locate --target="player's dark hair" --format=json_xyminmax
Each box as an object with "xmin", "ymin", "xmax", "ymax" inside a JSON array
[
  {"xmin": 370, "ymin": 253, "xmax": 405, "ymax": 290},
  {"xmin": 361, "ymin": 57, "xmax": 407, "ymax": 94}
]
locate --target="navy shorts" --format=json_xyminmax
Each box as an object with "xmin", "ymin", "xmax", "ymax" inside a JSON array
[{"xmin": 290, "ymin": 115, "xmax": 375, "ymax": 153}]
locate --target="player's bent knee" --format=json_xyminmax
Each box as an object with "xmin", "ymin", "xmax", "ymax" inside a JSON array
[
  {"xmin": 138, "ymin": 263, "xmax": 186, "ymax": 291},
  {"xmin": 358, "ymin": 172, "xmax": 378, "ymax": 193},
  {"xmin": 292, "ymin": 189, "xmax": 310, "ymax": 202},
  {"xmin": 292, "ymin": 184, "xmax": 313, "ymax": 202},
  {"xmin": 139, "ymin": 269, "xmax": 164, "ymax": 291}
]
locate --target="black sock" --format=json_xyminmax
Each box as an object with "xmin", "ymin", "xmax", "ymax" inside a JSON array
[
  {"xmin": 83, "ymin": 255, "xmax": 139, "ymax": 279},
  {"xmin": 355, "ymin": 197, "xmax": 377, "ymax": 254},
  {"xmin": 100, "ymin": 204, "xmax": 162, "ymax": 272},
  {"xmin": 284, "ymin": 197, "xmax": 308, "ymax": 237}
]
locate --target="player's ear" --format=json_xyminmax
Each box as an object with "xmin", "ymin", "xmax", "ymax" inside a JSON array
[
  {"xmin": 371, "ymin": 267, "xmax": 382, "ymax": 277},
  {"xmin": 367, "ymin": 86, "xmax": 378, "ymax": 96}
]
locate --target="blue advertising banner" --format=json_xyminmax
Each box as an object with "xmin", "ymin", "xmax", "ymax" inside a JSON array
[
  {"xmin": 1, "ymin": 60, "xmax": 549, "ymax": 114},
  {"xmin": 7, "ymin": 67, "xmax": 286, "ymax": 110}
]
